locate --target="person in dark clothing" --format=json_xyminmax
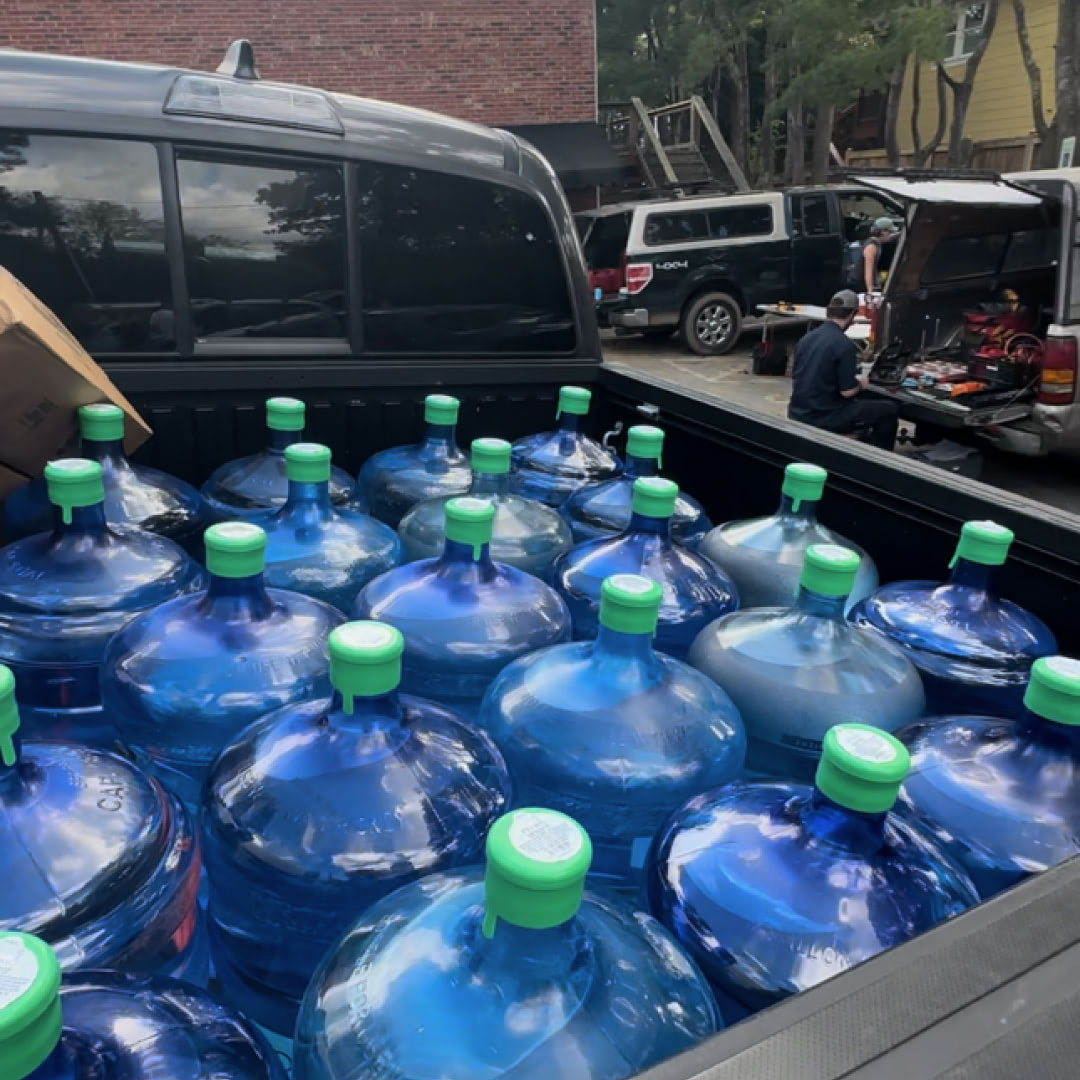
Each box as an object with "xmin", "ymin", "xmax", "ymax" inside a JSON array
[
  {"xmin": 861, "ymin": 217, "xmax": 898, "ymax": 293},
  {"xmin": 788, "ymin": 290, "xmax": 899, "ymax": 451}
]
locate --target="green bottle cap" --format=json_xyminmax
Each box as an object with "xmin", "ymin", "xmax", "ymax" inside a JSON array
[
  {"xmin": 266, "ymin": 396, "xmax": 306, "ymax": 432},
  {"xmin": 949, "ymin": 520, "xmax": 1014, "ymax": 568},
  {"xmin": 204, "ymin": 522, "xmax": 267, "ymax": 578},
  {"xmin": 285, "ymin": 442, "xmax": 332, "ymax": 484},
  {"xmin": 78, "ymin": 403, "xmax": 124, "ymax": 443},
  {"xmin": 0, "ymin": 665, "xmax": 19, "ymax": 768},
  {"xmin": 626, "ymin": 425, "xmax": 664, "ymax": 466},
  {"xmin": 329, "ymin": 622, "xmax": 403, "ymax": 710},
  {"xmin": 425, "ymin": 394, "xmax": 460, "ymax": 426},
  {"xmin": 815, "ymin": 724, "xmax": 911, "ymax": 814},
  {"xmin": 799, "ymin": 544, "xmax": 860, "ymax": 598},
  {"xmin": 44, "ymin": 459, "xmax": 104, "ymax": 524},
  {"xmin": 1024, "ymin": 656, "xmax": 1080, "ymax": 726},
  {"xmin": 471, "ymin": 438, "xmax": 512, "ymax": 476},
  {"xmin": 0, "ymin": 933, "xmax": 63, "ymax": 1080},
  {"xmin": 482, "ymin": 808, "xmax": 592, "ymax": 938},
  {"xmin": 444, "ymin": 497, "xmax": 495, "ymax": 560},
  {"xmin": 598, "ymin": 573, "xmax": 662, "ymax": 635},
  {"xmin": 556, "ymin": 385, "xmax": 591, "ymax": 418},
  {"xmin": 631, "ymin": 476, "xmax": 678, "ymax": 519},
  {"xmin": 782, "ymin": 462, "xmax": 827, "ymax": 511}
]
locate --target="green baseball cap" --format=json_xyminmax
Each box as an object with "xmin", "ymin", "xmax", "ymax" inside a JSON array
[
  {"xmin": 425, "ymin": 394, "xmax": 460, "ymax": 426},
  {"xmin": 799, "ymin": 544, "xmax": 860, "ymax": 598},
  {"xmin": 0, "ymin": 665, "xmax": 19, "ymax": 769},
  {"xmin": 45, "ymin": 459, "xmax": 104, "ymax": 524},
  {"xmin": 482, "ymin": 809, "xmax": 593, "ymax": 938},
  {"xmin": 815, "ymin": 724, "xmax": 910, "ymax": 814},
  {"xmin": 631, "ymin": 476, "xmax": 678, "ymax": 519},
  {"xmin": 329, "ymin": 622, "xmax": 403, "ymax": 710},
  {"xmin": 204, "ymin": 522, "xmax": 267, "ymax": 578},
  {"xmin": 599, "ymin": 574, "xmax": 662, "ymax": 636},
  {"xmin": 471, "ymin": 438, "xmax": 512, "ymax": 476},
  {"xmin": 0, "ymin": 933, "xmax": 63, "ymax": 1080},
  {"xmin": 78, "ymin": 403, "xmax": 124, "ymax": 443},
  {"xmin": 285, "ymin": 443, "xmax": 332, "ymax": 484},
  {"xmin": 445, "ymin": 497, "xmax": 495, "ymax": 560},
  {"xmin": 266, "ymin": 397, "xmax": 306, "ymax": 432},
  {"xmin": 949, "ymin": 520, "xmax": 1014, "ymax": 568},
  {"xmin": 782, "ymin": 462, "xmax": 827, "ymax": 511},
  {"xmin": 1024, "ymin": 656, "xmax": 1080, "ymax": 726},
  {"xmin": 626, "ymin": 425, "xmax": 664, "ymax": 465},
  {"xmin": 556, "ymin": 386, "xmax": 591, "ymax": 418}
]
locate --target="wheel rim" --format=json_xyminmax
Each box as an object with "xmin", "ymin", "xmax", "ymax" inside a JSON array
[{"xmin": 694, "ymin": 304, "xmax": 732, "ymax": 348}]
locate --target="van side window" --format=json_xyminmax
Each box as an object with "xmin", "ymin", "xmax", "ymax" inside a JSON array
[
  {"xmin": 645, "ymin": 211, "xmax": 710, "ymax": 246},
  {"xmin": 0, "ymin": 131, "xmax": 173, "ymax": 352},
  {"xmin": 354, "ymin": 161, "xmax": 574, "ymax": 355},
  {"xmin": 922, "ymin": 234, "xmax": 1009, "ymax": 283},
  {"xmin": 176, "ymin": 155, "xmax": 347, "ymax": 341},
  {"xmin": 708, "ymin": 204, "xmax": 773, "ymax": 238}
]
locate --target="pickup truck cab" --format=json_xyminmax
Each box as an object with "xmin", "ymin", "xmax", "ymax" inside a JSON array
[{"xmin": 577, "ymin": 185, "xmax": 900, "ymax": 355}]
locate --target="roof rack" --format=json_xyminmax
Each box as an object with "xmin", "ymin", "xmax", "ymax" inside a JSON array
[
  {"xmin": 831, "ymin": 165, "xmax": 1005, "ymax": 183},
  {"xmin": 217, "ymin": 39, "xmax": 259, "ymax": 81}
]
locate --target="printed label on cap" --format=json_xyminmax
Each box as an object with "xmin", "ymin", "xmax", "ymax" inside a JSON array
[
  {"xmin": 0, "ymin": 938, "xmax": 38, "ymax": 1010},
  {"xmin": 836, "ymin": 727, "xmax": 896, "ymax": 764},
  {"xmin": 338, "ymin": 623, "xmax": 397, "ymax": 650},
  {"xmin": 608, "ymin": 574, "xmax": 654, "ymax": 595},
  {"xmin": 508, "ymin": 811, "xmax": 583, "ymax": 863},
  {"xmin": 1044, "ymin": 657, "xmax": 1080, "ymax": 680}
]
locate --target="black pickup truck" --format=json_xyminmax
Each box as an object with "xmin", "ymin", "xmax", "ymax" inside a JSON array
[{"xmin": 5, "ymin": 44, "xmax": 1080, "ymax": 1080}]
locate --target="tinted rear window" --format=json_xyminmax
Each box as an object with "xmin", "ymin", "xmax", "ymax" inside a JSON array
[
  {"xmin": 921, "ymin": 234, "xmax": 1010, "ymax": 283},
  {"xmin": 582, "ymin": 214, "xmax": 630, "ymax": 269},
  {"xmin": 644, "ymin": 202, "xmax": 774, "ymax": 246}
]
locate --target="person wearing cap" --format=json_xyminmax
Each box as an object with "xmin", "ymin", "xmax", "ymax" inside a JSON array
[
  {"xmin": 788, "ymin": 291, "xmax": 900, "ymax": 450},
  {"xmin": 861, "ymin": 216, "xmax": 899, "ymax": 294}
]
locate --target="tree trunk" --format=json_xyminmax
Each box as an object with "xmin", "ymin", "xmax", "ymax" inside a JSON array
[
  {"xmin": 760, "ymin": 32, "xmax": 778, "ymax": 186},
  {"xmin": 945, "ymin": 0, "xmax": 1000, "ymax": 166},
  {"xmin": 786, "ymin": 104, "xmax": 806, "ymax": 186},
  {"xmin": 911, "ymin": 61, "xmax": 949, "ymax": 166},
  {"xmin": 1054, "ymin": 0, "xmax": 1080, "ymax": 163},
  {"xmin": 884, "ymin": 62, "xmax": 906, "ymax": 167},
  {"xmin": 810, "ymin": 102, "xmax": 834, "ymax": 184},
  {"xmin": 728, "ymin": 42, "xmax": 750, "ymax": 177}
]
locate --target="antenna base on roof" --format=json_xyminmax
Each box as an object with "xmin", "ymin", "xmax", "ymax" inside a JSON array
[{"xmin": 218, "ymin": 39, "xmax": 259, "ymax": 80}]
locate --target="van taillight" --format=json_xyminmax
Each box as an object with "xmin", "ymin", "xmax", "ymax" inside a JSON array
[
  {"xmin": 625, "ymin": 263, "xmax": 653, "ymax": 295},
  {"xmin": 1038, "ymin": 335, "xmax": 1078, "ymax": 405}
]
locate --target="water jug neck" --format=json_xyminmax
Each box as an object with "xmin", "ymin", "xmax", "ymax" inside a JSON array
[
  {"xmin": 778, "ymin": 494, "xmax": 819, "ymax": 520},
  {"xmin": 203, "ymin": 572, "xmax": 274, "ymax": 618},
  {"xmin": 52, "ymin": 502, "xmax": 108, "ymax": 538},
  {"xmin": 625, "ymin": 453, "xmax": 659, "ymax": 479},
  {"xmin": 556, "ymin": 412, "xmax": 583, "ymax": 435},
  {"xmin": 0, "ymin": 733, "xmax": 19, "ymax": 781},
  {"xmin": 803, "ymin": 788, "xmax": 888, "ymax": 854},
  {"xmin": 282, "ymin": 478, "xmax": 334, "ymax": 520},
  {"xmin": 80, "ymin": 437, "xmax": 130, "ymax": 472},
  {"xmin": 422, "ymin": 422, "xmax": 457, "ymax": 452},
  {"xmin": 268, "ymin": 428, "xmax": 302, "ymax": 453},
  {"xmin": 593, "ymin": 624, "xmax": 659, "ymax": 665},
  {"xmin": 794, "ymin": 586, "xmax": 847, "ymax": 620},
  {"xmin": 627, "ymin": 510, "xmax": 671, "ymax": 539},
  {"xmin": 947, "ymin": 557, "xmax": 995, "ymax": 592},
  {"xmin": 329, "ymin": 687, "xmax": 407, "ymax": 736},
  {"xmin": 439, "ymin": 536, "xmax": 495, "ymax": 570},
  {"xmin": 1019, "ymin": 707, "xmax": 1080, "ymax": 749},
  {"xmin": 466, "ymin": 911, "xmax": 589, "ymax": 982}
]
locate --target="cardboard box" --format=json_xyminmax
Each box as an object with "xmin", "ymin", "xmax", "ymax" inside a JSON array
[{"xmin": 0, "ymin": 265, "xmax": 150, "ymax": 497}]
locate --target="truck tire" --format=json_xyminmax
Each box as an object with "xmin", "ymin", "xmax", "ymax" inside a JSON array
[{"xmin": 681, "ymin": 292, "xmax": 742, "ymax": 356}]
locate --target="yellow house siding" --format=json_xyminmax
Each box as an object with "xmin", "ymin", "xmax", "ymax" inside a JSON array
[{"xmin": 896, "ymin": 0, "xmax": 1058, "ymax": 154}]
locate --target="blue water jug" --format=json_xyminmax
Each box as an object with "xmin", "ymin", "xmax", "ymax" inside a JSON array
[
  {"xmin": 257, "ymin": 443, "xmax": 401, "ymax": 612},
  {"xmin": 293, "ymin": 809, "xmax": 718, "ymax": 1080},
  {"xmin": 561, "ymin": 424, "xmax": 711, "ymax": 546},
  {"xmin": 898, "ymin": 655, "xmax": 1080, "ymax": 900},
  {"xmin": 0, "ymin": 460, "xmax": 202, "ymax": 746},
  {"xmin": 355, "ymin": 498, "xmax": 571, "ymax": 716},
  {"xmin": 688, "ymin": 544, "xmax": 925, "ymax": 779},
  {"xmin": 202, "ymin": 397, "xmax": 357, "ymax": 519},
  {"xmin": 554, "ymin": 477, "xmax": 738, "ymax": 660},
  {"xmin": 481, "ymin": 574, "xmax": 745, "ymax": 885},
  {"xmin": 648, "ymin": 724, "xmax": 979, "ymax": 1008},
  {"xmin": 102, "ymin": 522, "xmax": 344, "ymax": 809},
  {"xmin": 355, "ymin": 393, "xmax": 471, "ymax": 527},
  {"xmin": 849, "ymin": 519, "xmax": 1057, "ymax": 716},
  {"xmin": 203, "ymin": 620, "xmax": 512, "ymax": 1036},
  {"xmin": 509, "ymin": 386, "xmax": 620, "ymax": 507},
  {"xmin": 699, "ymin": 462, "xmax": 878, "ymax": 611},
  {"xmin": 3, "ymin": 403, "xmax": 211, "ymax": 552},
  {"xmin": 0, "ymin": 933, "xmax": 285, "ymax": 1080},
  {"xmin": 398, "ymin": 437, "xmax": 572, "ymax": 577},
  {"xmin": 0, "ymin": 668, "xmax": 204, "ymax": 982}
]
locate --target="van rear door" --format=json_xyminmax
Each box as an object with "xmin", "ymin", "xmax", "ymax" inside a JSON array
[{"xmin": 577, "ymin": 210, "xmax": 631, "ymax": 298}]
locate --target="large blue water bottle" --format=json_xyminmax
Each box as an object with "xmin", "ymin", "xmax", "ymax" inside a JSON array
[
  {"xmin": 649, "ymin": 724, "xmax": 979, "ymax": 1008},
  {"xmin": 699, "ymin": 462, "xmax": 878, "ymax": 611},
  {"xmin": 203, "ymin": 620, "xmax": 512, "ymax": 1036},
  {"xmin": 355, "ymin": 498, "xmax": 570, "ymax": 715},
  {"xmin": 0, "ymin": 667, "xmax": 204, "ymax": 981},
  {"xmin": 293, "ymin": 809, "xmax": 718, "ymax": 1080},
  {"xmin": 898, "ymin": 655, "xmax": 1080, "ymax": 900},
  {"xmin": 482, "ymin": 574, "xmax": 745, "ymax": 884},
  {"xmin": 257, "ymin": 443, "xmax": 401, "ymax": 612},
  {"xmin": 689, "ymin": 544, "xmax": 925, "ymax": 779},
  {"xmin": 561, "ymin": 424, "xmax": 711, "ymax": 545},
  {"xmin": 103, "ymin": 522, "xmax": 344, "ymax": 809},
  {"xmin": 202, "ymin": 397, "xmax": 356, "ymax": 520},
  {"xmin": 0, "ymin": 460, "xmax": 202, "ymax": 745},
  {"xmin": 3, "ymin": 403, "xmax": 210, "ymax": 552},
  {"xmin": 554, "ymin": 477, "xmax": 738, "ymax": 660},
  {"xmin": 0, "ymin": 933, "xmax": 285, "ymax": 1080},
  {"xmin": 398, "ymin": 437, "xmax": 572, "ymax": 577},
  {"xmin": 510, "ymin": 386, "xmax": 619, "ymax": 507},
  {"xmin": 355, "ymin": 393, "xmax": 471, "ymax": 527},
  {"xmin": 850, "ymin": 519, "xmax": 1057, "ymax": 716}
]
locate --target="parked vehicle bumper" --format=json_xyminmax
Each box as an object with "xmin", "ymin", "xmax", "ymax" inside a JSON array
[{"xmin": 609, "ymin": 306, "xmax": 651, "ymax": 329}]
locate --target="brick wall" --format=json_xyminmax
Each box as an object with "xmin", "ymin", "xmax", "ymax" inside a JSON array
[{"xmin": 0, "ymin": 0, "xmax": 597, "ymax": 126}]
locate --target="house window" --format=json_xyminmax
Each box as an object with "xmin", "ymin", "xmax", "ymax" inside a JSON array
[{"xmin": 945, "ymin": 4, "xmax": 988, "ymax": 63}]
